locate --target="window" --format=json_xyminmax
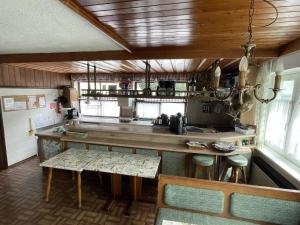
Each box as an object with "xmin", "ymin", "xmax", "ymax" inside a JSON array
[
  {"xmin": 135, "ymin": 82, "xmax": 187, "ymax": 119},
  {"xmin": 264, "ymin": 69, "xmax": 300, "ymax": 165},
  {"xmin": 79, "ymin": 82, "xmax": 120, "ymax": 117}
]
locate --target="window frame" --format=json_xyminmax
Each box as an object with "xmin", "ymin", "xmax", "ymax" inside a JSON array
[{"xmin": 263, "ymin": 68, "xmax": 300, "ymax": 166}]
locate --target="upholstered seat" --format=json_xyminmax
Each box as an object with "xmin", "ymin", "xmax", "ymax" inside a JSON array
[
  {"xmin": 227, "ymin": 155, "xmax": 248, "ymax": 167},
  {"xmin": 155, "ymin": 208, "xmax": 257, "ymax": 225},
  {"xmin": 193, "ymin": 155, "xmax": 214, "ymax": 166},
  {"xmin": 192, "ymin": 155, "xmax": 215, "ymax": 180}
]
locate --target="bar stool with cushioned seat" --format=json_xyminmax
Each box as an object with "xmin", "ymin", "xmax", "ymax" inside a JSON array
[
  {"xmin": 220, "ymin": 155, "xmax": 248, "ymax": 183},
  {"xmin": 192, "ymin": 155, "xmax": 215, "ymax": 180}
]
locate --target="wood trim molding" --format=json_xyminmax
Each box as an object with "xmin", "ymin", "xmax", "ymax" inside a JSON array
[
  {"xmin": 59, "ymin": 0, "xmax": 132, "ymax": 53},
  {"xmin": 0, "ymin": 47, "xmax": 278, "ymax": 63},
  {"xmin": 279, "ymin": 37, "xmax": 300, "ymax": 56}
]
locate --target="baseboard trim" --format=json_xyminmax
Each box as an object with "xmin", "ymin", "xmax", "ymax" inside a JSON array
[{"xmin": 8, "ymin": 155, "xmax": 37, "ymax": 168}]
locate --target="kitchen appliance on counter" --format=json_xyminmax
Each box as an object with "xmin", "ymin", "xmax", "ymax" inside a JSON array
[
  {"xmin": 169, "ymin": 113, "xmax": 187, "ymax": 135},
  {"xmin": 67, "ymin": 108, "xmax": 79, "ymax": 120},
  {"xmin": 153, "ymin": 113, "xmax": 169, "ymax": 126}
]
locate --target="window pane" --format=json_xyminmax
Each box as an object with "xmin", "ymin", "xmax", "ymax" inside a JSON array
[
  {"xmin": 101, "ymin": 101, "xmax": 120, "ymax": 117},
  {"xmin": 286, "ymin": 96, "xmax": 300, "ymax": 163},
  {"xmin": 136, "ymin": 102, "xmax": 160, "ymax": 118},
  {"xmin": 161, "ymin": 103, "xmax": 185, "ymax": 116},
  {"xmin": 80, "ymin": 100, "xmax": 100, "ymax": 116},
  {"xmin": 265, "ymin": 80, "xmax": 294, "ymax": 150}
]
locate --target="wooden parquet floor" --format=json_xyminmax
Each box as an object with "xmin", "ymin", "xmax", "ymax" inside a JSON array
[{"xmin": 0, "ymin": 157, "xmax": 157, "ymax": 225}]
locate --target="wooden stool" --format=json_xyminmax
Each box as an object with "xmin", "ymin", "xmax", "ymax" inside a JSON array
[
  {"xmin": 192, "ymin": 155, "xmax": 214, "ymax": 180},
  {"xmin": 220, "ymin": 155, "xmax": 248, "ymax": 183}
]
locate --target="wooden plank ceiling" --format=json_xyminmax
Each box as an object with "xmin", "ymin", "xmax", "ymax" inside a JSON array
[
  {"xmin": 76, "ymin": 0, "xmax": 300, "ymax": 50},
  {"xmin": 9, "ymin": 58, "xmax": 239, "ymax": 74}
]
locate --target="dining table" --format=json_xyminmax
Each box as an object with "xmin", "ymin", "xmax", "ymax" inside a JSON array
[{"xmin": 40, "ymin": 148, "xmax": 161, "ymax": 211}]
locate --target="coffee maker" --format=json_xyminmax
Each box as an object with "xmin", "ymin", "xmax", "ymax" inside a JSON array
[{"xmin": 169, "ymin": 113, "xmax": 187, "ymax": 135}]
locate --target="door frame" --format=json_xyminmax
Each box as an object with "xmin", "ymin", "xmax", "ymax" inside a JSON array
[{"xmin": 0, "ymin": 101, "xmax": 8, "ymax": 170}]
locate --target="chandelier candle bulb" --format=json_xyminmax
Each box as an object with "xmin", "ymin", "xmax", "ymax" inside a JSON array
[
  {"xmin": 214, "ymin": 66, "xmax": 221, "ymax": 89},
  {"xmin": 274, "ymin": 73, "xmax": 282, "ymax": 90},
  {"xmin": 239, "ymin": 56, "xmax": 248, "ymax": 88}
]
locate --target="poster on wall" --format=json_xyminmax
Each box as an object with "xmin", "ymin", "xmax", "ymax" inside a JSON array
[
  {"xmin": 28, "ymin": 96, "xmax": 38, "ymax": 109},
  {"xmin": 38, "ymin": 96, "xmax": 46, "ymax": 108},
  {"xmin": 3, "ymin": 97, "xmax": 15, "ymax": 111},
  {"xmin": 14, "ymin": 101, "xmax": 27, "ymax": 110}
]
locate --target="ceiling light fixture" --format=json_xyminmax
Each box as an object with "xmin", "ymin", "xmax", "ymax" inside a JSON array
[{"xmin": 212, "ymin": 0, "xmax": 280, "ymax": 111}]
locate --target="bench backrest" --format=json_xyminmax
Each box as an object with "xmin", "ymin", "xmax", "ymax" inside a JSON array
[{"xmin": 157, "ymin": 175, "xmax": 300, "ymax": 225}]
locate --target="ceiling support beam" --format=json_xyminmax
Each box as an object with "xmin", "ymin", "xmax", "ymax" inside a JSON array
[
  {"xmin": 59, "ymin": 0, "xmax": 131, "ymax": 53},
  {"xmin": 279, "ymin": 38, "xmax": 300, "ymax": 56},
  {"xmin": 0, "ymin": 47, "xmax": 278, "ymax": 63}
]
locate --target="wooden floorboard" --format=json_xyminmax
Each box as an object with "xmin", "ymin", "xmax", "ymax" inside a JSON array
[{"xmin": 0, "ymin": 157, "xmax": 156, "ymax": 225}]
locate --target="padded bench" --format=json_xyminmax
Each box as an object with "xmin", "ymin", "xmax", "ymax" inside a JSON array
[{"xmin": 155, "ymin": 175, "xmax": 300, "ymax": 225}]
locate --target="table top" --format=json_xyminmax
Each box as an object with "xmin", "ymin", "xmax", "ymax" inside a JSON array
[
  {"xmin": 162, "ymin": 220, "xmax": 198, "ymax": 225},
  {"xmin": 61, "ymin": 135, "xmax": 252, "ymax": 156},
  {"xmin": 40, "ymin": 148, "xmax": 99, "ymax": 172},
  {"xmin": 84, "ymin": 151, "xmax": 161, "ymax": 179},
  {"xmin": 40, "ymin": 148, "xmax": 161, "ymax": 178}
]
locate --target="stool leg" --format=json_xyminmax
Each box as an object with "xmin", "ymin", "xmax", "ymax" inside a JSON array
[
  {"xmin": 220, "ymin": 163, "xmax": 230, "ymax": 181},
  {"xmin": 234, "ymin": 167, "xmax": 239, "ymax": 183},
  {"xmin": 242, "ymin": 166, "xmax": 247, "ymax": 184},
  {"xmin": 206, "ymin": 167, "xmax": 211, "ymax": 180},
  {"xmin": 193, "ymin": 165, "xmax": 201, "ymax": 178},
  {"xmin": 98, "ymin": 172, "xmax": 103, "ymax": 185},
  {"xmin": 77, "ymin": 171, "xmax": 82, "ymax": 209}
]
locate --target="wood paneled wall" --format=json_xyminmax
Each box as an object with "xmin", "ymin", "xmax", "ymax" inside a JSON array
[{"xmin": 0, "ymin": 64, "xmax": 70, "ymax": 89}]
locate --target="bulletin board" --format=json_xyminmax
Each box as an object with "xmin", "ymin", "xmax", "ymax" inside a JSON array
[{"xmin": 2, "ymin": 95, "xmax": 46, "ymax": 112}]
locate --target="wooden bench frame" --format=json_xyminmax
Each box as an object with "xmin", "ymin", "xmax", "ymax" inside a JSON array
[{"xmin": 156, "ymin": 175, "xmax": 300, "ymax": 225}]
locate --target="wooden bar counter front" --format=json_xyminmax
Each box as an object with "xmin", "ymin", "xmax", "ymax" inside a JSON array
[{"xmin": 36, "ymin": 122, "xmax": 254, "ymax": 180}]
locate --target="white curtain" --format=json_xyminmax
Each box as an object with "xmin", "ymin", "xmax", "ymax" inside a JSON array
[
  {"xmin": 255, "ymin": 61, "xmax": 275, "ymax": 148},
  {"xmin": 286, "ymin": 85, "xmax": 300, "ymax": 163}
]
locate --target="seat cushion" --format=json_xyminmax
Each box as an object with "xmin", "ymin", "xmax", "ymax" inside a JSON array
[
  {"xmin": 227, "ymin": 155, "xmax": 248, "ymax": 167},
  {"xmin": 230, "ymin": 193, "xmax": 300, "ymax": 225},
  {"xmin": 193, "ymin": 155, "xmax": 214, "ymax": 166},
  {"xmin": 164, "ymin": 184, "xmax": 224, "ymax": 213},
  {"xmin": 155, "ymin": 208, "xmax": 258, "ymax": 225}
]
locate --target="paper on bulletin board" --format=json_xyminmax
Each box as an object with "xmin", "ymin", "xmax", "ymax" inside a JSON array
[
  {"xmin": 14, "ymin": 101, "xmax": 27, "ymax": 110},
  {"xmin": 28, "ymin": 96, "xmax": 38, "ymax": 109},
  {"xmin": 38, "ymin": 96, "xmax": 46, "ymax": 108},
  {"xmin": 3, "ymin": 97, "xmax": 14, "ymax": 111}
]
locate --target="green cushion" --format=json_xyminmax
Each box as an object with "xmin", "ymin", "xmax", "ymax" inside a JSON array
[
  {"xmin": 155, "ymin": 208, "xmax": 258, "ymax": 225},
  {"xmin": 193, "ymin": 155, "xmax": 214, "ymax": 166},
  {"xmin": 227, "ymin": 155, "xmax": 248, "ymax": 167},
  {"xmin": 230, "ymin": 193, "xmax": 300, "ymax": 225},
  {"xmin": 164, "ymin": 184, "xmax": 224, "ymax": 213}
]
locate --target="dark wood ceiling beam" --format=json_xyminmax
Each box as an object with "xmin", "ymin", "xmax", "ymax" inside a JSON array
[
  {"xmin": 279, "ymin": 37, "xmax": 300, "ymax": 56},
  {"xmin": 0, "ymin": 47, "xmax": 278, "ymax": 63},
  {"xmin": 59, "ymin": 0, "xmax": 132, "ymax": 53}
]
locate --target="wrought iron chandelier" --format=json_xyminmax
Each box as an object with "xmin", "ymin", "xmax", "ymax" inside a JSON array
[{"xmin": 212, "ymin": 0, "xmax": 281, "ymax": 111}]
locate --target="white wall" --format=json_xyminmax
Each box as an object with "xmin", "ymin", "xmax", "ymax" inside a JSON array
[{"xmin": 0, "ymin": 88, "xmax": 63, "ymax": 166}]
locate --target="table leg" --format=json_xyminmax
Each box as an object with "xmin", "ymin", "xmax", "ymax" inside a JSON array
[
  {"xmin": 77, "ymin": 171, "xmax": 82, "ymax": 209},
  {"xmin": 103, "ymin": 173, "xmax": 122, "ymax": 211},
  {"xmin": 45, "ymin": 168, "xmax": 53, "ymax": 202},
  {"xmin": 124, "ymin": 176, "xmax": 142, "ymax": 216},
  {"xmin": 132, "ymin": 176, "xmax": 142, "ymax": 201}
]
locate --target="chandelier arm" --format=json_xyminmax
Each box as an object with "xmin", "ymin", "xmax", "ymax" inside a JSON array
[
  {"xmin": 254, "ymin": 84, "xmax": 279, "ymax": 104},
  {"xmin": 214, "ymin": 88, "xmax": 234, "ymax": 101}
]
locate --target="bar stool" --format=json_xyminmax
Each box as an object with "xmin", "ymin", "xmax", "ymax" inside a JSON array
[
  {"xmin": 193, "ymin": 155, "xmax": 214, "ymax": 180},
  {"xmin": 220, "ymin": 155, "xmax": 248, "ymax": 183}
]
